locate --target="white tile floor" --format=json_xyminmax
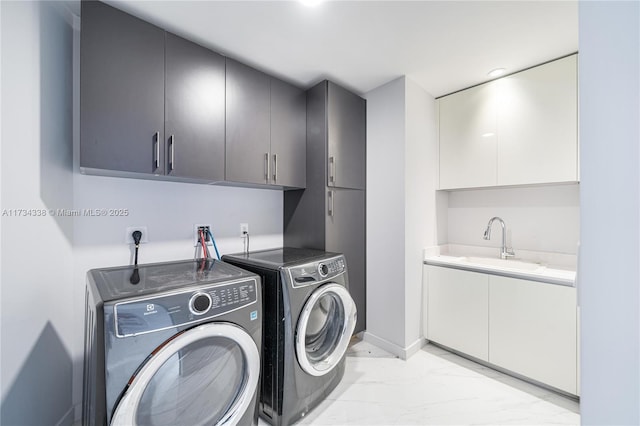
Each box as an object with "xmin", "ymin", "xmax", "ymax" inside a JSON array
[{"xmin": 288, "ymin": 340, "xmax": 580, "ymax": 425}]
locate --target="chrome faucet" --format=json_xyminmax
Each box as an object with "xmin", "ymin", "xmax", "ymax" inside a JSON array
[{"xmin": 483, "ymin": 217, "xmax": 515, "ymax": 259}]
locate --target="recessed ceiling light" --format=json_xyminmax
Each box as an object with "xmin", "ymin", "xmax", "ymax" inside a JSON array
[
  {"xmin": 299, "ymin": 0, "xmax": 323, "ymax": 6},
  {"xmin": 488, "ymin": 68, "xmax": 506, "ymax": 78}
]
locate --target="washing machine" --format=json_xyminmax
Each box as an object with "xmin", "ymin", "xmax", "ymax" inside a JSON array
[
  {"xmin": 83, "ymin": 258, "xmax": 262, "ymax": 425},
  {"xmin": 222, "ymin": 248, "xmax": 357, "ymax": 426}
]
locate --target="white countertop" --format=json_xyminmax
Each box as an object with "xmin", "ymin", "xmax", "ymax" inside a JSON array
[{"xmin": 423, "ymin": 245, "xmax": 576, "ymax": 287}]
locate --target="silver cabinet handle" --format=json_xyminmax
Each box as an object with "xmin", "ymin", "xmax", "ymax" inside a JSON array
[
  {"xmin": 154, "ymin": 131, "xmax": 160, "ymax": 170},
  {"xmin": 264, "ymin": 153, "xmax": 270, "ymax": 183},
  {"xmin": 273, "ymin": 154, "xmax": 278, "ymax": 183},
  {"xmin": 329, "ymin": 156, "xmax": 335, "ymax": 186},
  {"xmin": 168, "ymin": 135, "xmax": 175, "ymax": 171},
  {"xmin": 328, "ymin": 190, "xmax": 334, "ymax": 217}
]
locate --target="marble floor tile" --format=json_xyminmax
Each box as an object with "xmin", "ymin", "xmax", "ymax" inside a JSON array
[{"xmin": 293, "ymin": 342, "xmax": 579, "ymax": 425}]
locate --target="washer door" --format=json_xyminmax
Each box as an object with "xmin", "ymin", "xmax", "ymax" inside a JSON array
[
  {"xmin": 295, "ymin": 283, "xmax": 357, "ymax": 376},
  {"xmin": 111, "ymin": 323, "xmax": 259, "ymax": 426}
]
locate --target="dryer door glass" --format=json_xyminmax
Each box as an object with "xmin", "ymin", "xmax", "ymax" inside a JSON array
[
  {"xmin": 296, "ymin": 283, "xmax": 357, "ymax": 377},
  {"xmin": 111, "ymin": 323, "xmax": 260, "ymax": 425}
]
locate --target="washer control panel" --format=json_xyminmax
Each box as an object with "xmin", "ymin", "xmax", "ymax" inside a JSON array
[
  {"xmin": 289, "ymin": 255, "xmax": 346, "ymax": 287},
  {"xmin": 114, "ymin": 278, "xmax": 258, "ymax": 337}
]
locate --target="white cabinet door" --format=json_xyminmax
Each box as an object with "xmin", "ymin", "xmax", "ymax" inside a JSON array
[
  {"xmin": 427, "ymin": 266, "xmax": 489, "ymax": 361},
  {"xmin": 496, "ymin": 55, "xmax": 578, "ymax": 186},
  {"xmin": 489, "ymin": 275, "xmax": 577, "ymax": 394},
  {"xmin": 439, "ymin": 83, "xmax": 498, "ymax": 190},
  {"xmin": 438, "ymin": 54, "xmax": 578, "ymax": 189}
]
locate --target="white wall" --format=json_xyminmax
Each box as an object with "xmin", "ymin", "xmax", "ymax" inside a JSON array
[
  {"xmin": 579, "ymin": 1, "xmax": 640, "ymax": 424},
  {"xmin": 1, "ymin": 3, "xmax": 284, "ymax": 423},
  {"xmin": 446, "ymin": 184, "xmax": 580, "ymax": 255},
  {"xmin": 365, "ymin": 76, "xmax": 438, "ymax": 357},
  {"xmin": 1, "ymin": 2, "xmax": 75, "ymax": 424}
]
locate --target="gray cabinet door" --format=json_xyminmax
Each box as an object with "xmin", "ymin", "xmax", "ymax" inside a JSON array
[
  {"xmin": 326, "ymin": 189, "xmax": 366, "ymax": 334},
  {"xmin": 270, "ymin": 78, "xmax": 306, "ymax": 188},
  {"xmin": 165, "ymin": 33, "xmax": 225, "ymax": 181},
  {"xmin": 327, "ymin": 82, "xmax": 366, "ymax": 190},
  {"xmin": 225, "ymin": 59, "xmax": 271, "ymax": 185},
  {"xmin": 80, "ymin": 1, "xmax": 165, "ymax": 174}
]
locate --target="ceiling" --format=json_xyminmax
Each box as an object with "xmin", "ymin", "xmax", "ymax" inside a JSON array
[{"xmin": 88, "ymin": 1, "xmax": 578, "ymax": 98}]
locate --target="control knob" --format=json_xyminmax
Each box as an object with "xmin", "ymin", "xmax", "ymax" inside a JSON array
[
  {"xmin": 318, "ymin": 263, "xmax": 329, "ymax": 277},
  {"xmin": 190, "ymin": 292, "xmax": 212, "ymax": 315}
]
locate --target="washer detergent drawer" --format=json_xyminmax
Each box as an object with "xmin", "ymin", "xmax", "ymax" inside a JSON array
[{"xmin": 111, "ymin": 323, "xmax": 260, "ymax": 426}]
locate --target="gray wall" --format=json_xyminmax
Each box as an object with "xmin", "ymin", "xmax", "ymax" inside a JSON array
[
  {"xmin": 365, "ymin": 77, "xmax": 407, "ymax": 350},
  {"xmin": 1, "ymin": 2, "xmax": 75, "ymax": 425},
  {"xmin": 364, "ymin": 76, "xmax": 438, "ymax": 357},
  {"xmin": 579, "ymin": 1, "xmax": 640, "ymax": 424}
]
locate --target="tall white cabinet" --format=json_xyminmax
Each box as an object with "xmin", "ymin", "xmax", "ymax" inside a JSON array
[{"xmin": 439, "ymin": 54, "xmax": 578, "ymax": 190}]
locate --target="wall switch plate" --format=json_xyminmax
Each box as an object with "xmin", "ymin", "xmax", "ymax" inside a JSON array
[
  {"xmin": 194, "ymin": 224, "xmax": 213, "ymax": 247},
  {"xmin": 240, "ymin": 223, "xmax": 249, "ymax": 237},
  {"xmin": 125, "ymin": 226, "xmax": 148, "ymax": 244}
]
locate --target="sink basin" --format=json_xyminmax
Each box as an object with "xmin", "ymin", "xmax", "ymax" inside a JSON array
[{"xmin": 462, "ymin": 256, "xmax": 543, "ymax": 272}]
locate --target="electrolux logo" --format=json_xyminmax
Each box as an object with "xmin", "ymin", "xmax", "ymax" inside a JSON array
[{"xmin": 144, "ymin": 303, "xmax": 157, "ymax": 316}]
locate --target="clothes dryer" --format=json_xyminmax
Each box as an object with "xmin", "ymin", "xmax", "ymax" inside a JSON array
[
  {"xmin": 222, "ymin": 248, "xmax": 356, "ymax": 426},
  {"xmin": 83, "ymin": 259, "xmax": 261, "ymax": 425}
]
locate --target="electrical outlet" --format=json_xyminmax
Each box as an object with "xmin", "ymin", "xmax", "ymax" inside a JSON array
[
  {"xmin": 240, "ymin": 223, "xmax": 249, "ymax": 237},
  {"xmin": 125, "ymin": 226, "xmax": 148, "ymax": 244},
  {"xmin": 194, "ymin": 224, "xmax": 213, "ymax": 247}
]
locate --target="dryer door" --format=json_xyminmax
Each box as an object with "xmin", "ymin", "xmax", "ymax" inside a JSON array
[
  {"xmin": 111, "ymin": 322, "xmax": 259, "ymax": 425},
  {"xmin": 295, "ymin": 283, "xmax": 357, "ymax": 376}
]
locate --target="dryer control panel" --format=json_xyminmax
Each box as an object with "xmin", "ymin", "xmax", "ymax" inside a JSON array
[
  {"xmin": 288, "ymin": 255, "xmax": 346, "ymax": 288},
  {"xmin": 113, "ymin": 278, "xmax": 258, "ymax": 337}
]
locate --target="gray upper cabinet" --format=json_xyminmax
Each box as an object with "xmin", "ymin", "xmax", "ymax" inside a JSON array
[
  {"xmin": 284, "ymin": 80, "xmax": 366, "ymax": 335},
  {"xmin": 226, "ymin": 60, "xmax": 306, "ymax": 189},
  {"xmin": 327, "ymin": 82, "xmax": 366, "ymax": 190},
  {"xmin": 270, "ymin": 78, "xmax": 306, "ymax": 188},
  {"xmin": 225, "ymin": 59, "xmax": 271, "ymax": 185},
  {"xmin": 81, "ymin": 2, "xmax": 305, "ymax": 188},
  {"xmin": 80, "ymin": 0, "xmax": 165, "ymax": 175},
  {"xmin": 165, "ymin": 33, "xmax": 225, "ymax": 181}
]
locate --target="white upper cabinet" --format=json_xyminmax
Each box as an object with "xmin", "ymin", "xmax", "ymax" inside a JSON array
[
  {"xmin": 438, "ymin": 54, "xmax": 578, "ymax": 190},
  {"xmin": 497, "ymin": 55, "xmax": 578, "ymax": 186},
  {"xmin": 439, "ymin": 83, "xmax": 498, "ymax": 189}
]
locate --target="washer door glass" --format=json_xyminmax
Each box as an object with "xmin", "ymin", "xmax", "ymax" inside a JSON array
[
  {"xmin": 111, "ymin": 323, "xmax": 260, "ymax": 426},
  {"xmin": 295, "ymin": 283, "xmax": 357, "ymax": 377}
]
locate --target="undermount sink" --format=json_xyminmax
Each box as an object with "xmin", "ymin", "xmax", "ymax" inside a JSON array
[
  {"xmin": 424, "ymin": 252, "xmax": 576, "ymax": 287},
  {"xmin": 462, "ymin": 256, "xmax": 543, "ymax": 272}
]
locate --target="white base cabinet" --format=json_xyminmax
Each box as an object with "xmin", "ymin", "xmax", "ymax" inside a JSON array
[
  {"xmin": 426, "ymin": 266, "xmax": 489, "ymax": 361},
  {"xmin": 424, "ymin": 265, "xmax": 577, "ymax": 395},
  {"xmin": 489, "ymin": 276, "xmax": 577, "ymax": 395}
]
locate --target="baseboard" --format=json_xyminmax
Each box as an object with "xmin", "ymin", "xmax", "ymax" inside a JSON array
[
  {"xmin": 362, "ymin": 332, "xmax": 426, "ymax": 360},
  {"xmin": 405, "ymin": 337, "xmax": 426, "ymax": 359}
]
